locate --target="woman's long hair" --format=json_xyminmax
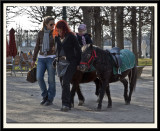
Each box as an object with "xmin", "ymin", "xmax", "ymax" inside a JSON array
[
  {"xmin": 53, "ymin": 20, "xmax": 73, "ymax": 39},
  {"xmin": 41, "ymin": 16, "xmax": 55, "ymax": 31}
]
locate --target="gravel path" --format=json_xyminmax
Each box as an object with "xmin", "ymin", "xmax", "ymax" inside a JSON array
[{"xmin": 5, "ymin": 66, "xmax": 155, "ymax": 128}]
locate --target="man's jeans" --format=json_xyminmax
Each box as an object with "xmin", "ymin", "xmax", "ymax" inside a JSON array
[{"xmin": 37, "ymin": 58, "xmax": 56, "ymax": 102}]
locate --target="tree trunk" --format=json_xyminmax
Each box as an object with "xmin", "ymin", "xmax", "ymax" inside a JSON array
[
  {"xmin": 116, "ymin": 7, "xmax": 124, "ymax": 49},
  {"xmin": 131, "ymin": 6, "xmax": 138, "ymax": 65},
  {"xmin": 138, "ymin": 7, "xmax": 142, "ymax": 58},
  {"xmin": 93, "ymin": 7, "xmax": 102, "ymax": 48},
  {"xmin": 101, "ymin": 25, "xmax": 104, "ymax": 48},
  {"xmin": 91, "ymin": 16, "xmax": 95, "ymax": 44},
  {"xmin": 111, "ymin": 7, "xmax": 116, "ymax": 47},
  {"xmin": 62, "ymin": 6, "xmax": 67, "ymax": 21},
  {"xmin": 81, "ymin": 7, "xmax": 92, "ymax": 34},
  {"xmin": 150, "ymin": 7, "xmax": 154, "ymax": 77},
  {"xmin": 45, "ymin": 6, "xmax": 53, "ymax": 16}
]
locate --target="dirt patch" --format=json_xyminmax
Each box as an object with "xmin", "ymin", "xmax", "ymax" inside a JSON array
[{"xmin": 5, "ymin": 66, "xmax": 154, "ymax": 125}]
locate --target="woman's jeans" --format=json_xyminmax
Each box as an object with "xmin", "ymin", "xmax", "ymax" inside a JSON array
[{"xmin": 37, "ymin": 58, "xmax": 56, "ymax": 102}]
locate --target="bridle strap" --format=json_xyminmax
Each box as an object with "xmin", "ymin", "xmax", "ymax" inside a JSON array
[{"xmin": 80, "ymin": 50, "xmax": 97, "ymax": 68}]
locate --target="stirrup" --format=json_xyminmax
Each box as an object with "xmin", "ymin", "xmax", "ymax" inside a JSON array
[{"xmin": 118, "ymin": 68, "xmax": 121, "ymax": 75}]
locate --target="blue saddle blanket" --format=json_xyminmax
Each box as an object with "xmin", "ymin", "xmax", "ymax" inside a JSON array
[{"xmin": 113, "ymin": 49, "xmax": 136, "ymax": 75}]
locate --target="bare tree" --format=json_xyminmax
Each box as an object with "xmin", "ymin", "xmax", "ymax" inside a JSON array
[
  {"xmin": 7, "ymin": 6, "xmax": 62, "ymax": 26},
  {"xmin": 6, "ymin": 6, "xmax": 26, "ymax": 26},
  {"xmin": 138, "ymin": 7, "xmax": 143, "ymax": 58},
  {"xmin": 100, "ymin": 7, "xmax": 110, "ymax": 47},
  {"xmin": 67, "ymin": 6, "xmax": 82, "ymax": 32},
  {"xmin": 116, "ymin": 7, "xmax": 124, "ymax": 49},
  {"xmin": 93, "ymin": 7, "xmax": 102, "ymax": 47},
  {"xmin": 80, "ymin": 7, "xmax": 93, "ymax": 34},
  {"xmin": 131, "ymin": 6, "xmax": 138, "ymax": 65},
  {"xmin": 149, "ymin": 7, "xmax": 154, "ymax": 77},
  {"xmin": 24, "ymin": 6, "xmax": 62, "ymax": 24},
  {"xmin": 111, "ymin": 7, "xmax": 116, "ymax": 47}
]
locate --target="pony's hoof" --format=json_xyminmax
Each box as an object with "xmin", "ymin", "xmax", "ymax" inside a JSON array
[{"xmin": 78, "ymin": 100, "xmax": 84, "ymax": 106}]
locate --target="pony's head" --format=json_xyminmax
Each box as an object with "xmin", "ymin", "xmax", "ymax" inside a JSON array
[{"xmin": 79, "ymin": 44, "xmax": 97, "ymax": 72}]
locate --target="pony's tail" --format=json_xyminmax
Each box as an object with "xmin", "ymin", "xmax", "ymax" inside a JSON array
[{"xmin": 129, "ymin": 66, "xmax": 137, "ymax": 91}]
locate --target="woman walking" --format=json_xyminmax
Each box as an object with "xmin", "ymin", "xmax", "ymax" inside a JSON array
[
  {"xmin": 32, "ymin": 16, "xmax": 56, "ymax": 106},
  {"xmin": 53, "ymin": 20, "xmax": 81, "ymax": 111}
]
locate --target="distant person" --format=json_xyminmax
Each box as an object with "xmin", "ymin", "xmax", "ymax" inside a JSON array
[
  {"xmin": 28, "ymin": 50, "xmax": 32, "ymax": 56},
  {"xmin": 31, "ymin": 16, "xmax": 56, "ymax": 106},
  {"xmin": 76, "ymin": 24, "xmax": 93, "ymax": 47},
  {"xmin": 20, "ymin": 51, "xmax": 24, "ymax": 58}
]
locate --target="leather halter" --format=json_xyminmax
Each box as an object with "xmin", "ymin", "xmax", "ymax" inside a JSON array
[{"xmin": 80, "ymin": 50, "xmax": 97, "ymax": 68}]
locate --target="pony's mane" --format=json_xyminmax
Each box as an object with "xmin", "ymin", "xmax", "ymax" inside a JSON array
[
  {"xmin": 93, "ymin": 45, "xmax": 110, "ymax": 54},
  {"xmin": 93, "ymin": 45, "xmax": 112, "ymax": 65},
  {"xmin": 81, "ymin": 44, "xmax": 113, "ymax": 68},
  {"xmin": 81, "ymin": 44, "xmax": 110, "ymax": 55},
  {"xmin": 81, "ymin": 44, "xmax": 102, "ymax": 52},
  {"xmin": 81, "ymin": 44, "xmax": 90, "ymax": 52}
]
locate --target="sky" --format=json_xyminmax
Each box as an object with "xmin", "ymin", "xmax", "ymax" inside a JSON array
[
  {"xmin": 6, "ymin": 7, "xmax": 77, "ymax": 33},
  {"xmin": 7, "ymin": 14, "xmax": 42, "ymax": 32}
]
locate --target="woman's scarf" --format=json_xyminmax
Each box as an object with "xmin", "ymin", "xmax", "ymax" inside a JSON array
[{"xmin": 42, "ymin": 27, "xmax": 51, "ymax": 56}]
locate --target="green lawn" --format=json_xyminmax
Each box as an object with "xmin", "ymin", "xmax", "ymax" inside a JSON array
[
  {"xmin": 138, "ymin": 58, "xmax": 152, "ymax": 66},
  {"xmin": 9, "ymin": 59, "xmax": 38, "ymax": 71},
  {"xmin": 14, "ymin": 66, "xmax": 31, "ymax": 70}
]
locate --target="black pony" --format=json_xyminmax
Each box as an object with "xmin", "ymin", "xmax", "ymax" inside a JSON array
[
  {"xmin": 79, "ymin": 44, "xmax": 137, "ymax": 110},
  {"xmin": 70, "ymin": 70, "xmax": 129, "ymax": 108}
]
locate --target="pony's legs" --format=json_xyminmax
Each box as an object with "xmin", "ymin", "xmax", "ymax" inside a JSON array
[
  {"xmin": 127, "ymin": 66, "xmax": 137, "ymax": 104},
  {"xmin": 94, "ymin": 78, "xmax": 100, "ymax": 96},
  {"xmin": 97, "ymin": 80, "xmax": 109, "ymax": 110},
  {"xmin": 106, "ymin": 84, "xmax": 112, "ymax": 108},
  {"xmin": 76, "ymin": 85, "xmax": 85, "ymax": 106},
  {"xmin": 120, "ymin": 79, "xmax": 129, "ymax": 104},
  {"xmin": 94, "ymin": 78, "xmax": 101, "ymax": 103},
  {"xmin": 70, "ymin": 84, "xmax": 77, "ymax": 107},
  {"xmin": 70, "ymin": 83, "xmax": 85, "ymax": 107}
]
